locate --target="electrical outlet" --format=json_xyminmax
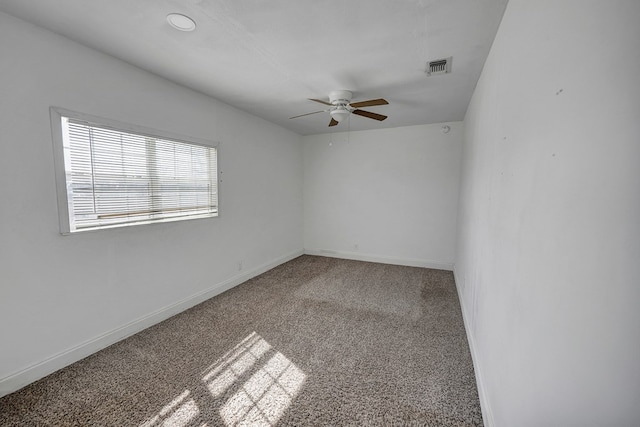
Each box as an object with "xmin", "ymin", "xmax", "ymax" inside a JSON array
[{"xmin": 238, "ymin": 260, "xmax": 243, "ymax": 271}]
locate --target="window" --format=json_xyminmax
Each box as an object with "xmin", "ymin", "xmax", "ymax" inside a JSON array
[{"xmin": 50, "ymin": 108, "xmax": 218, "ymax": 234}]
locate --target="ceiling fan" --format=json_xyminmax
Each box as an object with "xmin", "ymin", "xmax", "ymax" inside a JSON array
[{"xmin": 289, "ymin": 90, "xmax": 389, "ymax": 127}]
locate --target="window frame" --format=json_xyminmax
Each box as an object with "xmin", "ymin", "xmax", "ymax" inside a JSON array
[{"xmin": 50, "ymin": 107, "xmax": 220, "ymax": 235}]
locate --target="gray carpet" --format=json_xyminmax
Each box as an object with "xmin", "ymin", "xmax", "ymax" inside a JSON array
[{"xmin": 0, "ymin": 255, "xmax": 483, "ymax": 426}]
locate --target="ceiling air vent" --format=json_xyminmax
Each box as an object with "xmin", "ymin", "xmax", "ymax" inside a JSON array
[{"xmin": 426, "ymin": 57, "xmax": 452, "ymax": 76}]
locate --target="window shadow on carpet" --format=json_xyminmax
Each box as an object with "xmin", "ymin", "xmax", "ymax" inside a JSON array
[{"xmin": 140, "ymin": 332, "xmax": 306, "ymax": 427}]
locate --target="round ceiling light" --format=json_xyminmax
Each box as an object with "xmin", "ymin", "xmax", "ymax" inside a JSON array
[
  {"xmin": 166, "ymin": 13, "xmax": 196, "ymax": 32},
  {"xmin": 330, "ymin": 108, "xmax": 351, "ymax": 123}
]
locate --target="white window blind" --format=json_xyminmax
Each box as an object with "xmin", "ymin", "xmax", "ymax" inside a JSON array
[{"xmin": 51, "ymin": 108, "xmax": 218, "ymax": 234}]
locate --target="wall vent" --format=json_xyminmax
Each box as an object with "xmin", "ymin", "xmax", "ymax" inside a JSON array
[{"xmin": 426, "ymin": 57, "xmax": 452, "ymax": 76}]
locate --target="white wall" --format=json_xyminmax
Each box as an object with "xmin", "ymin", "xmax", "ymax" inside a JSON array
[
  {"xmin": 304, "ymin": 123, "xmax": 462, "ymax": 269},
  {"xmin": 0, "ymin": 12, "xmax": 303, "ymax": 396},
  {"xmin": 455, "ymin": 1, "xmax": 640, "ymax": 426}
]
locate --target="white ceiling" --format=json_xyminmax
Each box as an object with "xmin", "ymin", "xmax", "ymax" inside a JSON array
[{"xmin": 0, "ymin": 0, "xmax": 508, "ymax": 135}]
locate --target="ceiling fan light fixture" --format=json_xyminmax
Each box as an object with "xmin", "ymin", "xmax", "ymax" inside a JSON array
[
  {"xmin": 167, "ymin": 13, "xmax": 196, "ymax": 32},
  {"xmin": 330, "ymin": 108, "xmax": 350, "ymax": 123},
  {"xmin": 294, "ymin": 91, "xmax": 389, "ymax": 127}
]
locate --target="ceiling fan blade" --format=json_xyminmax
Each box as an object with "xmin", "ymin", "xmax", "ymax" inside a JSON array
[
  {"xmin": 309, "ymin": 98, "xmax": 333, "ymax": 106},
  {"xmin": 289, "ymin": 110, "xmax": 325, "ymax": 119},
  {"xmin": 328, "ymin": 118, "xmax": 339, "ymax": 127},
  {"xmin": 353, "ymin": 109, "xmax": 388, "ymax": 121},
  {"xmin": 349, "ymin": 98, "xmax": 389, "ymax": 108}
]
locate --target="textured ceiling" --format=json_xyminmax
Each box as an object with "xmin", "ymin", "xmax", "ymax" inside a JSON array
[{"xmin": 0, "ymin": 0, "xmax": 508, "ymax": 135}]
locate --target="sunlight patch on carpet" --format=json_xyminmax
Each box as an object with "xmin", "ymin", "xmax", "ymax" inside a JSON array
[
  {"xmin": 140, "ymin": 332, "xmax": 305, "ymax": 426},
  {"xmin": 140, "ymin": 390, "xmax": 200, "ymax": 427},
  {"xmin": 206, "ymin": 333, "xmax": 306, "ymax": 426},
  {"xmin": 202, "ymin": 332, "xmax": 272, "ymax": 397}
]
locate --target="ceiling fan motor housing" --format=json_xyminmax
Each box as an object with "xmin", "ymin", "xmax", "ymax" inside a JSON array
[{"xmin": 329, "ymin": 90, "xmax": 353, "ymax": 105}]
